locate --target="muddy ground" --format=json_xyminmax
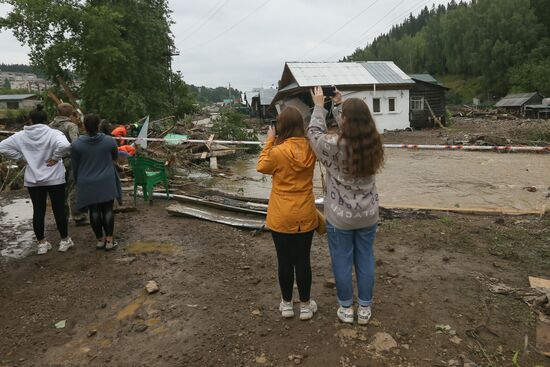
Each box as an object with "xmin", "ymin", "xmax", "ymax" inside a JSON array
[
  {"xmin": 383, "ymin": 117, "xmax": 550, "ymax": 146},
  {"xmin": 1, "ymin": 200, "xmax": 550, "ymax": 367},
  {"xmin": 1, "ymin": 118, "xmax": 550, "ymax": 367}
]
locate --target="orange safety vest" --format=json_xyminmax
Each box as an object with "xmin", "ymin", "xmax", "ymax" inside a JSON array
[
  {"xmin": 111, "ymin": 125, "xmax": 127, "ymax": 146},
  {"xmin": 117, "ymin": 145, "xmax": 136, "ymax": 156}
]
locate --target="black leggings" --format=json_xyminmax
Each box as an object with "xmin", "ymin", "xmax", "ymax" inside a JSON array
[
  {"xmin": 88, "ymin": 200, "xmax": 115, "ymax": 239},
  {"xmin": 27, "ymin": 184, "xmax": 68, "ymax": 241},
  {"xmin": 272, "ymin": 231, "xmax": 314, "ymax": 302}
]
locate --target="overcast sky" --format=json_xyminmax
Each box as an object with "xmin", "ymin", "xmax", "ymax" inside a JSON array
[{"xmin": 0, "ymin": 0, "xmax": 455, "ymax": 91}]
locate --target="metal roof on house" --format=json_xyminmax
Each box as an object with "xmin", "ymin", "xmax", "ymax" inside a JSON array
[
  {"xmin": 0, "ymin": 94, "xmax": 36, "ymax": 101},
  {"xmin": 410, "ymin": 74, "xmax": 440, "ymax": 85},
  {"xmin": 258, "ymin": 88, "xmax": 277, "ymax": 106},
  {"xmin": 244, "ymin": 91, "xmax": 259, "ymax": 101},
  {"xmin": 361, "ymin": 62, "xmax": 415, "ymax": 85},
  {"xmin": 495, "ymin": 92, "xmax": 540, "ymax": 107},
  {"xmin": 271, "ymin": 61, "xmax": 415, "ymax": 107},
  {"xmin": 286, "ymin": 62, "xmax": 377, "ymax": 87}
]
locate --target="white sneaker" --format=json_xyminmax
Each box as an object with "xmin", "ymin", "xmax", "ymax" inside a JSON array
[
  {"xmin": 299, "ymin": 300, "xmax": 318, "ymax": 321},
  {"xmin": 279, "ymin": 300, "xmax": 294, "ymax": 318},
  {"xmin": 96, "ymin": 240, "xmax": 105, "ymax": 249},
  {"xmin": 337, "ymin": 306, "xmax": 354, "ymax": 324},
  {"xmin": 105, "ymin": 240, "xmax": 118, "ymax": 251},
  {"xmin": 37, "ymin": 241, "xmax": 52, "ymax": 255},
  {"xmin": 58, "ymin": 238, "xmax": 74, "ymax": 252},
  {"xmin": 357, "ymin": 305, "xmax": 372, "ymax": 325}
]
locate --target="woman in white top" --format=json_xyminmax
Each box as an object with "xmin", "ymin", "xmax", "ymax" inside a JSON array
[{"xmin": 0, "ymin": 105, "xmax": 74, "ymax": 255}]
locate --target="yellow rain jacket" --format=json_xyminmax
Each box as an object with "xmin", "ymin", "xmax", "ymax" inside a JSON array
[{"xmin": 257, "ymin": 136, "xmax": 318, "ymax": 233}]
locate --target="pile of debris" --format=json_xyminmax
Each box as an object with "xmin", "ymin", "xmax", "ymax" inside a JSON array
[{"xmin": 451, "ymin": 105, "xmax": 518, "ymax": 120}]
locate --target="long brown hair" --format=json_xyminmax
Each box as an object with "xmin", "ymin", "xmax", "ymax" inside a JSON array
[
  {"xmin": 338, "ymin": 98, "xmax": 384, "ymax": 177},
  {"xmin": 275, "ymin": 106, "xmax": 305, "ymax": 145}
]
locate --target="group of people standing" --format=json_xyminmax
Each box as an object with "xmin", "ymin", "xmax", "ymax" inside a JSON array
[
  {"xmin": 0, "ymin": 104, "xmax": 122, "ymax": 254},
  {"xmin": 0, "ymin": 87, "xmax": 382, "ymax": 325},
  {"xmin": 257, "ymin": 87, "xmax": 384, "ymax": 324}
]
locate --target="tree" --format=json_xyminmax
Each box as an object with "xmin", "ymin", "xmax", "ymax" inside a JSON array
[
  {"xmin": 3, "ymin": 78, "xmax": 10, "ymax": 89},
  {"xmin": 0, "ymin": 0, "xmax": 190, "ymax": 122},
  {"xmin": 346, "ymin": 0, "xmax": 547, "ymax": 100},
  {"xmin": 172, "ymin": 74, "xmax": 197, "ymax": 118}
]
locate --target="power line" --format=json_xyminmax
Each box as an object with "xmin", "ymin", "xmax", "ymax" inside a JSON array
[
  {"xmin": 304, "ymin": 0, "xmax": 382, "ymax": 55},
  {"xmin": 324, "ymin": 0, "xmax": 432, "ymax": 61},
  {"xmin": 357, "ymin": 0, "xmax": 432, "ymax": 42},
  {"xmin": 180, "ymin": 0, "xmax": 229, "ymax": 43},
  {"xmin": 182, "ymin": 0, "xmax": 273, "ymax": 53},
  {"xmin": 179, "ymin": 1, "xmax": 228, "ymax": 36},
  {"xmin": 356, "ymin": 0, "xmax": 407, "ymax": 40}
]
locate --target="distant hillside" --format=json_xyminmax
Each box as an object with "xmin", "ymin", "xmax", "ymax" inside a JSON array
[
  {"xmin": 346, "ymin": 0, "xmax": 550, "ymax": 102},
  {"xmin": 0, "ymin": 63, "xmax": 41, "ymax": 75},
  {"xmin": 189, "ymin": 85, "xmax": 242, "ymax": 103}
]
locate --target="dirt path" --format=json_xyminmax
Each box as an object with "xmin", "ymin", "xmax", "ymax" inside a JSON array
[{"xmin": 1, "ymin": 193, "xmax": 549, "ymax": 367}]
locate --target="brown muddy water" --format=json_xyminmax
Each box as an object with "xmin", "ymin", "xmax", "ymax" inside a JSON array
[
  {"xmin": 2, "ymin": 149, "xmax": 548, "ymax": 259},
  {"xmin": 0, "ymin": 198, "xmax": 35, "ymax": 258},
  {"xmin": 211, "ymin": 149, "xmax": 550, "ymax": 213}
]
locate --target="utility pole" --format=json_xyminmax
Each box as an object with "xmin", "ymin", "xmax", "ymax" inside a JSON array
[{"xmin": 167, "ymin": 46, "xmax": 180, "ymax": 110}]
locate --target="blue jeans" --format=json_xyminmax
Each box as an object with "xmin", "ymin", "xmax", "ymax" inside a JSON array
[{"xmin": 326, "ymin": 221, "xmax": 377, "ymax": 307}]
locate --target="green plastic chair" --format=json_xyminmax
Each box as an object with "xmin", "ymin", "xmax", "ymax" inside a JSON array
[{"xmin": 128, "ymin": 156, "xmax": 170, "ymax": 206}]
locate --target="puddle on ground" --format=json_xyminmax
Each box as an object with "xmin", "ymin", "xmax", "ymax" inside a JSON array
[
  {"xmin": 43, "ymin": 292, "xmax": 164, "ymax": 365},
  {"xmin": 1, "ymin": 198, "xmax": 33, "ymax": 225},
  {"xmin": 124, "ymin": 241, "xmax": 180, "ymax": 255},
  {"xmin": 0, "ymin": 198, "xmax": 35, "ymax": 259},
  {"xmin": 116, "ymin": 293, "xmax": 147, "ymax": 320}
]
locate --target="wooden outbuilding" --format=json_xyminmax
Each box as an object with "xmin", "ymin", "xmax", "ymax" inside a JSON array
[
  {"xmin": 495, "ymin": 92, "xmax": 544, "ymax": 116},
  {"xmin": 409, "ymin": 75, "xmax": 448, "ymax": 129},
  {"xmin": 0, "ymin": 94, "xmax": 39, "ymax": 110}
]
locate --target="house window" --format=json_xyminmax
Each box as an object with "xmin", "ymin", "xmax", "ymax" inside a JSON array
[
  {"xmin": 389, "ymin": 98, "xmax": 396, "ymax": 112},
  {"xmin": 411, "ymin": 97, "xmax": 424, "ymax": 111},
  {"xmin": 6, "ymin": 101, "xmax": 19, "ymax": 110},
  {"xmin": 373, "ymin": 98, "xmax": 381, "ymax": 113}
]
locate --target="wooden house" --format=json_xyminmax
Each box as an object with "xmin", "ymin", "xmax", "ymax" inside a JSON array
[
  {"xmin": 409, "ymin": 74, "xmax": 448, "ymax": 129},
  {"xmin": 0, "ymin": 94, "xmax": 39, "ymax": 110},
  {"xmin": 495, "ymin": 92, "xmax": 544, "ymax": 116}
]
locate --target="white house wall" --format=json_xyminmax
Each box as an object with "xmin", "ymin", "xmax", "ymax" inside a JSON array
[{"xmin": 342, "ymin": 89, "xmax": 410, "ymax": 132}]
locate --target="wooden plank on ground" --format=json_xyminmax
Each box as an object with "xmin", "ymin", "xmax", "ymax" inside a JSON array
[
  {"xmin": 529, "ymin": 276, "xmax": 550, "ymax": 290},
  {"xmin": 200, "ymin": 134, "xmax": 215, "ymax": 159}
]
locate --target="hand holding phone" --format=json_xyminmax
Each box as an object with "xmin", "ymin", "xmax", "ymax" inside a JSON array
[
  {"xmin": 322, "ymin": 86, "xmax": 336, "ymax": 97},
  {"xmin": 267, "ymin": 124, "xmax": 276, "ymax": 140}
]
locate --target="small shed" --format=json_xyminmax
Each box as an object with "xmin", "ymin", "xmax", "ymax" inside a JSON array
[
  {"xmin": 0, "ymin": 94, "xmax": 39, "ymax": 110},
  {"xmin": 271, "ymin": 61, "xmax": 415, "ymax": 132},
  {"xmin": 409, "ymin": 74, "xmax": 449, "ymax": 129},
  {"xmin": 525, "ymin": 98, "xmax": 550, "ymax": 119},
  {"xmin": 495, "ymin": 92, "xmax": 544, "ymax": 115},
  {"xmin": 251, "ymin": 88, "xmax": 277, "ymax": 119}
]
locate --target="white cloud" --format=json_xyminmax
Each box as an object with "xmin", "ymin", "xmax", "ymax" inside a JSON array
[{"xmin": 0, "ymin": 0, "xmax": 455, "ymax": 90}]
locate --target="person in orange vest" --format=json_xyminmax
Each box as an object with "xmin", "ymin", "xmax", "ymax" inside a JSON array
[
  {"xmin": 117, "ymin": 144, "xmax": 136, "ymax": 157},
  {"xmin": 111, "ymin": 124, "xmax": 127, "ymax": 146}
]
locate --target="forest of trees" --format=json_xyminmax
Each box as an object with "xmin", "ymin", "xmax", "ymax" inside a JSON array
[
  {"xmin": 346, "ymin": 0, "xmax": 550, "ymax": 101},
  {"xmin": 188, "ymin": 85, "xmax": 242, "ymax": 104},
  {"xmin": 0, "ymin": 63, "xmax": 36, "ymax": 74}
]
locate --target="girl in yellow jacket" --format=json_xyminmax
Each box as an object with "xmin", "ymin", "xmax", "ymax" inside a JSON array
[{"xmin": 257, "ymin": 106, "xmax": 319, "ymax": 320}]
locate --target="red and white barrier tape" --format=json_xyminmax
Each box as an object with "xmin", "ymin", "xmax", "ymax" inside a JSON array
[{"xmin": 1, "ymin": 130, "xmax": 549, "ymax": 153}]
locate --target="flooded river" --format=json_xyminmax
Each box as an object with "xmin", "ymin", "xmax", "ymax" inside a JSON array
[
  {"xmin": 0, "ymin": 198, "xmax": 35, "ymax": 258},
  {"xmin": 211, "ymin": 149, "xmax": 550, "ymax": 213},
  {"xmin": 1, "ymin": 148, "xmax": 548, "ymax": 260}
]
